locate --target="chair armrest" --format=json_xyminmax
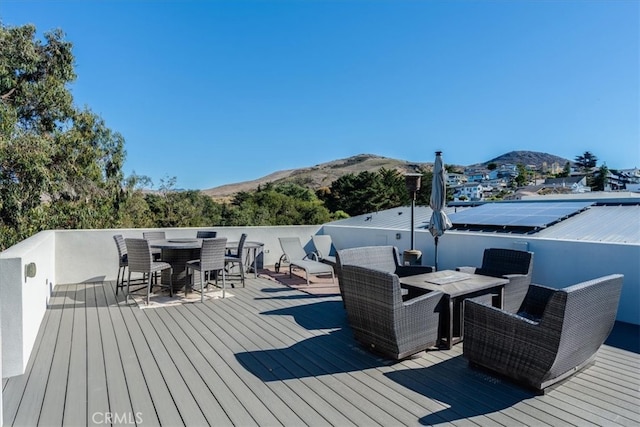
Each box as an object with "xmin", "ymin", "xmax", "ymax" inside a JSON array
[
  {"xmin": 396, "ymin": 265, "xmax": 433, "ymax": 277},
  {"xmin": 403, "ymin": 291, "xmax": 444, "ymax": 332},
  {"xmin": 456, "ymin": 266, "xmax": 477, "ymax": 274},
  {"xmin": 403, "ymin": 290, "xmax": 443, "ymax": 308}
]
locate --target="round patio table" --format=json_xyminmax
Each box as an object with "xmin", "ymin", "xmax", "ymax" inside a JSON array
[{"xmin": 149, "ymin": 238, "xmax": 203, "ymax": 290}]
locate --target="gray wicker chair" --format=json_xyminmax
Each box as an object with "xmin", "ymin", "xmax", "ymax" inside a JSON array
[
  {"xmin": 113, "ymin": 234, "xmax": 128, "ymax": 295},
  {"xmin": 463, "ymin": 274, "xmax": 623, "ymax": 392},
  {"xmin": 142, "ymin": 231, "xmax": 165, "ymax": 261},
  {"xmin": 340, "ymin": 264, "xmax": 443, "ymax": 360},
  {"xmin": 336, "ymin": 246, "xmax": 433, "ymax": 304},
  {"xmin": 186, "ymin": 237, "xmax": 227, "ymax": 302},
  {"xmin": 125, "ymin": 238, "xmax": 173, "ymax": 305},
  {"xmin": 196, "ymin": 230, "xmax": 217, "ymax": 239},
  {"xmin": 457, "ymin": 248, "xmax": 534, "ymax": 313},
  {"xmin": 225, "ymin": 233, "xmax": 247, "ymax": 287}
]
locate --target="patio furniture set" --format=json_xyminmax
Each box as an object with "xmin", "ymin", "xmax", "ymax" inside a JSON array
[
  {"xmin": 114, "ymin": 232, "xmax": 624, "ymax": 393},
  {"xmin": 113, "ymin": 231, "xmax": 257, "ymax": 304},
  {"xmin": 307, "ymin": 239, "xmax": 622, "ymax": 393}
]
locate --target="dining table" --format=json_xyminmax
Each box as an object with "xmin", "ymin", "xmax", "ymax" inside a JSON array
[
  {"xmin": 149, "ymin": 238, "xmax": 265, "ymax": 290},
  {"xmin": 149, "ymin": 238, "xmax": 203, "ymax": 290},
  {"xmin": 400, "ymin": 269, "xmax": 509, "ymax": 349}
]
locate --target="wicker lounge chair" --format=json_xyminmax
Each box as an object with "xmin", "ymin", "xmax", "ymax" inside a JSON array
[
  {"xmin": 340, "ymin": 264, "xmax": 443, "ymax": 359},
  {"xmin": 457, "ymin": 248, "xmax": 534, "ymax": 313},
  {"xmin": 463, "ymin": 274, "xmax": 623, "ymax": 392},
  {"xmin": 278, "ymin": 237, "xmax": 335, "ymax": 285},
  {"xmin": 335, "ymin": 246, "xmax": 433, "ymax": 304}
]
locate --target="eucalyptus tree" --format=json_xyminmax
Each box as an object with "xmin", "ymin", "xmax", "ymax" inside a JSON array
[{"xmin": 0, "ymin": 24, "xmax": 126, "ymax": 248}]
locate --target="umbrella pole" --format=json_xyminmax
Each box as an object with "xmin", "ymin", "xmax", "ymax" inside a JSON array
[{"xmin": 434, "ymin": 236, "xmax": 439, "ymax": 271}]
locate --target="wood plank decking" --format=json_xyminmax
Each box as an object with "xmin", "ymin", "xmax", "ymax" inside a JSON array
[{"xmin": 3, "ymin": 276, "xmax": 639, "ymax": 426}]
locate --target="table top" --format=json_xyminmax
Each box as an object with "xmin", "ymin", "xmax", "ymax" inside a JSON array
[
  {"xmin": 149, "ymin": 239, "xmax": 264, "ymax": 250},
  {"xmin": 400, "ymin": 269, "xmax": 509, "ymax": 297},
  {"xmin": 149, "ymin": 238, "xmax": 203, "ymax": 249}
]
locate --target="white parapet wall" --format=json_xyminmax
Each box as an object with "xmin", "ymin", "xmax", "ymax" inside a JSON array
[
  {"xmin": 0, "ymin": 231, "xmax": 56, "ymax": 378},
  {"xmin": 1, "ymin": 225, "xmax": 322, "ymax": 380}
]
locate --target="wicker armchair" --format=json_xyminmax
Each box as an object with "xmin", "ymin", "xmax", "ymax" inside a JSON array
[
  {"xmin": 463, "ymin": 274, "xmax": 623, "ymax": 392},
  {"xmin": 336, "ymin": 246, "xmax": 433, "ymax": 304},
  {"xmin": 341, "ymin": 264, "xmax": 443, "ymax": 360},
  {"xmin": 457, "ymin": 248, "xmax": 533, "ymax": 313}
]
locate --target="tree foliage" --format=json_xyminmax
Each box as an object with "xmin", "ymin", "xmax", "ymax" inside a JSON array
[
  {"xmin": 0, "ymin": 24, "xmax": 126, "ymax": 248},
  {"xmin": 318, "ymin": 168, "xmax": 433, "ymax": 216},
  {"xmin": 574, "ymin": 151, "xmax": 598, "ymax": 171}
]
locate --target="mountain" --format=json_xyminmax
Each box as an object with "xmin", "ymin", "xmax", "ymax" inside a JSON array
[
  {"xmin": 202, "ymin": 151, "xmax": 572, "ymax": 200},
  {"xmin": 201, "ymin": 154, "xmax": 429, "ymax": 200},
  {"xmin": 470, "ymin": 150, "xmax": 572, "ymax": 169}
]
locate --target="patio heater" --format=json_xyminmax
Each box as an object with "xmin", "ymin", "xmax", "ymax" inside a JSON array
[{"xmin": 403, "ymin": 173, "xmax": 422, "ymax": 265}]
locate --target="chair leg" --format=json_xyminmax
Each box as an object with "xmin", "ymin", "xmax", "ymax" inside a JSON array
[
  {"xmin": 146, "ymin": 273, "xmax": 152, "ymax": 305},
  {"xmin": 200, "ymin": 270, "xmax": 205, "ymax": 303},
  {"xmin": 169, "ymin": 268, "xmax": 173, "ymax": 297},
  {"xmin": 239, "ymin": 262, "xmax": 245, "ymax": 287},
  {"xmin": 116, "ymin": 267, "xmax": 121, "ymax": 295},
  {"xmin": 126, "ymin": 270, "xmax": 132, "ymax": 304},
  {"xmin": 222, "ymin": 268, "xmax": 226, "ymax": 298}
]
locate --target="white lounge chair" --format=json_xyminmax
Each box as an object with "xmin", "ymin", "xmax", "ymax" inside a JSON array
[
  {"xmin": 311, "ymin": 234, "xmax": 337, "ymax": 266},
  {"xmin": 278, "ymin": 237, "xmax": 335, "ymax": 285}
]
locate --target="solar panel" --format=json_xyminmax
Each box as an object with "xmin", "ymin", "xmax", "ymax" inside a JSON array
[{"xmin": 448, "ymin": 202, "xmax": 593, "ymax": 229}]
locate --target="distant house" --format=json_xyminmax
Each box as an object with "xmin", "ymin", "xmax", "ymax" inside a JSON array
[
  {"xmin": 488, "ymin": 164, "xmax": 518, "ymax": 181},
  {"xmin": 543, "ymin": 176, "xmax": 589, "ymax": 192},
  {"xmin": 464, "ymin": 170, "xmax": 488, "ymax": 182},
  {"xmin": 606, "ymin": 168, "xmax": 640, "ymax": 191},
  {"xmin": 446, "ymin": 172, "xmax": 466, "ymax": 187},
  {"xmin": 454, "ymin": 182, "xmax": 484, "ymax": 201}
]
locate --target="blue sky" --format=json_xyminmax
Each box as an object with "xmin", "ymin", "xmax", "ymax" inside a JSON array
[{"xmin": 2, "ymin": 0, "xmax": 638, "ymax": 190}]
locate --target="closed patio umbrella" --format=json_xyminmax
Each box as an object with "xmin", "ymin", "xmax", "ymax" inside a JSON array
[{"xmin": 428, "ymin": 151, "xmax": 452, "ymax": 271}]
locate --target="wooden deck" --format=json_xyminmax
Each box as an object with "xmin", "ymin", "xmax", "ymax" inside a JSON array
[{"xmin": 3, "ymin": 276, "xmax": 639, "ymax": 426}]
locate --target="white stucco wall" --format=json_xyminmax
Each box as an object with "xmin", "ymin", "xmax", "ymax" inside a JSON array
[
  {"xmin": 0, "ymin": 231, "xmax": 55, "ymax": 378},
  {"xmin": 54, "ymin": 226, "xmax": 323, "ymax": 285}
]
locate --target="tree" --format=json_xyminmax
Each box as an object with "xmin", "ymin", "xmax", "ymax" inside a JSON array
[
  {"xmin": 0, "ymin": 24, "xmax": 127, "ymax": 248},
  {"xmin": 514, "ymin": 163, "xmax": 531, "ymax": 187},
  {"xmin": 575, "ymin": 151, "xmax": 598, "ymax": 171},
  {"xmin": 593, "ymin": 164, "xmax": 609, "ymax": 191}
]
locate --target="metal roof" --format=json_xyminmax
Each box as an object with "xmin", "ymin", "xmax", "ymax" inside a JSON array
[
  {"xmin": 327, "ymin": 205, "xmax": 467, "ymax": 230},
  {"xmin": 327, "ymin": 203, "xmax": 640, "ymax": 244},
  {"xmin": 533, "ymin": 204, "xmax": 640, "ymax": 243}
]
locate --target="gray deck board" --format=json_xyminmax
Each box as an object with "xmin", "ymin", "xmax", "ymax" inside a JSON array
[
  {"xmin": 39, "ymin": 284, "xmax": 75, "ymax": 426},
  {"xmin": 12, "ymin": 293, "xmax": 63, "ymax": 427},
  {"xmin": 63, "ymin": 283, "xmax": 88, "ymax": 426},
  {"xmin": 3, "ymin": 276, "xmax": 640, "ymax": 427},
  {"xmin": 102, "ymin": 279, "xmax": 161, "ymax": 425}
]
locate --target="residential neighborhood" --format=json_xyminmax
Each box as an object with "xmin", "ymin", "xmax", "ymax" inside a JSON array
[{"xmin": 449, "ymin": 164, "xmax": 640, "ymax": 202}]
